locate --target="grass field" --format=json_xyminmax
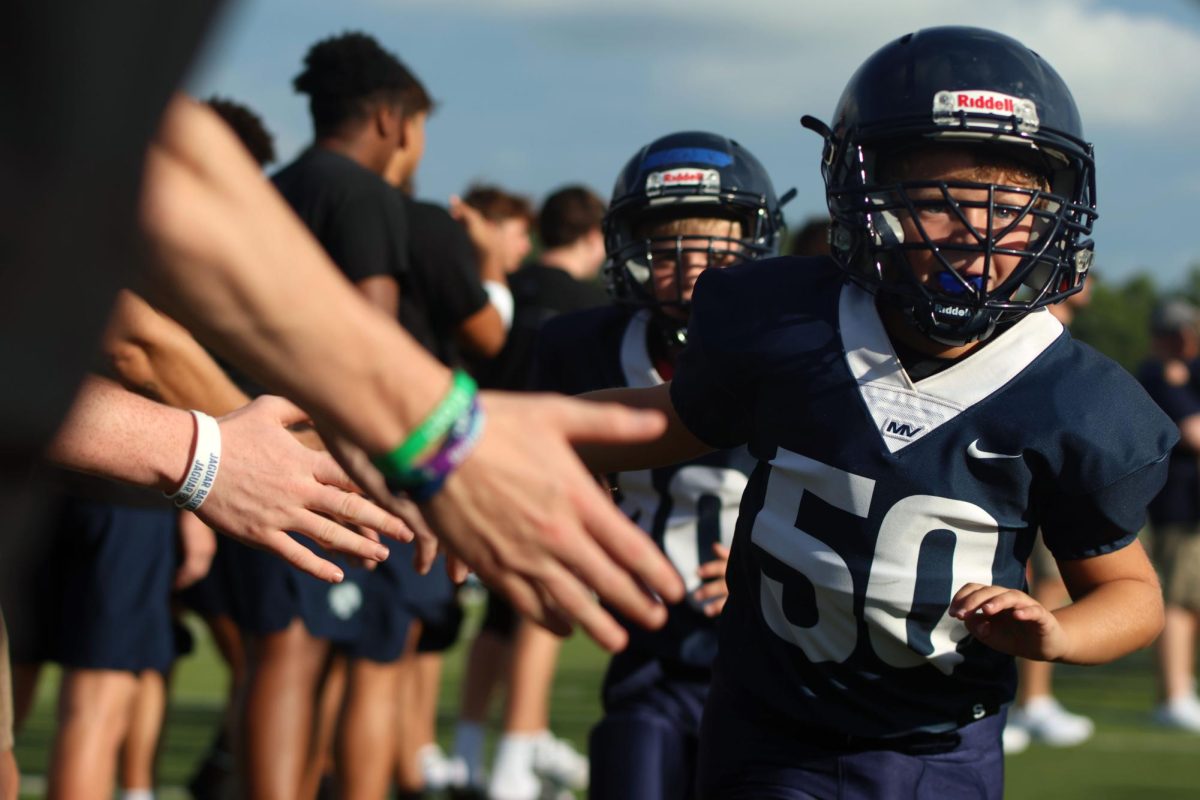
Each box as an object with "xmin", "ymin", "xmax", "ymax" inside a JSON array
[{"xmin": 14, "ymin": 596, "xmax": 1200, "ymax": 799}]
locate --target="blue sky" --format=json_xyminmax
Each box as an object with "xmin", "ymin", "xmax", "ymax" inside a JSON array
[{"xmin": 189, "ymin": 0, "xmax": 1200, "ymax": 286}]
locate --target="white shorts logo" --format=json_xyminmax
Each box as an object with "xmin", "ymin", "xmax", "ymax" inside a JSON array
[{"xmin": 328, "ymin": 582, "xmax": 364, "ymax": 620}]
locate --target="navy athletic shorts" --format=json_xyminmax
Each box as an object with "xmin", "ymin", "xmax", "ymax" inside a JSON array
[
  {"xmin": 223, "ymin": 535, "xmax": 366, "ymax": 646},
  {"xmin": 343, "ymin": 548, "xmax": 415, "ymax": 663},
  {"xmin": 17, "ymin": 497, "xmax": 178, "ymax": 674},
  {"xmin": 589, "ymin": 648, "xmax": 710, "ymax": 800},
  {"xmin": 404, "ymin": 555, "xmax": 463, "ymax": 654},
  {"xmin": 697, "ymin": 674, "xmax": 1005, "ymax": 800},
  {"xmin": 176, "ymin": 536, "xmax": 233, "ymax": 618}
]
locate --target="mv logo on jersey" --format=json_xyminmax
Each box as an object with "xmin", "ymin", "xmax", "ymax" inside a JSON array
[{"xmin": 882, "ymin": 419, "xmax": 923, "ymax": 441}]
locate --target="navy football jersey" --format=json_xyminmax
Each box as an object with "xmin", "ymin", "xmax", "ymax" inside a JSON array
[
  {"xmin": 670, "ymin": 256, "xmax": 1176, "ymax": 737},
  {"xmin": 538, "ymin": 306, "xmax": 754, "ymax": 667}
]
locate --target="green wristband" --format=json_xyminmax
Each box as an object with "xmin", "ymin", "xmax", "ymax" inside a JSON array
[{"xmin": 372, "ymin": 370, "xmax": 477, "ymax": 480}]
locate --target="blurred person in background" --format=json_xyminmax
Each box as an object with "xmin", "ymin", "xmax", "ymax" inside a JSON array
[
  {"xmin": 454, "ymin": 184, "xmax": 535, "ymax": 278},
  {"xmin": 1137, "ymin": 299, "xmax": 1200, "ymax": 733},
  {"xmin": 378, "ymin": 59, "xmax": 511, "ymax": 799},
  {"xmin": 535, "ymin": 131, "xmax": 788, "ymax": 800},
  {"xmin": 179, "ymin": 94, "xmax": 277, "ymax": 800},
  {"xmin": 235, "ymin": 31, "xmax": 414, "ymax": 800},
  {"xmin": 1003, "ymin": 282, "xmax": 1097, "ymax": 753},
  {"xmin": 449, "ymin": 185, "xmax": 608, "ymax": 800}
]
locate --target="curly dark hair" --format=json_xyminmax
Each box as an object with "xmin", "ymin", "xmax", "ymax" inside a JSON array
[
  {"xmin": 205, "ymin": 96, "xmax": 276, "ymax": 167},
  {"xmin": 293, "ymin": 31, "xmax": 433, "ymax": 138}
]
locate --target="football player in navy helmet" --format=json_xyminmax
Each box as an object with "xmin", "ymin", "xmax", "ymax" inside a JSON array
[
  {"xmin": 535, "ymin": 131, "xmax": 787, "ymax": 800},
  {"xmin": 578, "ymin": 28, "xmax": 1173, "ymax": 799}
]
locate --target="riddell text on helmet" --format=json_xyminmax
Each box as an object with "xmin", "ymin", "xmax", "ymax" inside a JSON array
[{"xmin": 956, "ymin": 93, "xmax": 1015, "ymax": 112}]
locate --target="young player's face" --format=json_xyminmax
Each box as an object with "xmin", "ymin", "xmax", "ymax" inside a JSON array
[
  {"xmin": 496, "ymin": 217, "xmax": 532, "ymax": 274},
  {"xmin": 647, "ymin": 218, "xmax": 744, "ymax": 319},
  {"xmin": 893, "ymin": 149, "xmax": 1045, "ymax": 294}
]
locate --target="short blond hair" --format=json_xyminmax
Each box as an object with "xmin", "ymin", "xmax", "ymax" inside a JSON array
[{"xmin": 637, "ymin": 216, "xmax": 743, "ymax": 240}]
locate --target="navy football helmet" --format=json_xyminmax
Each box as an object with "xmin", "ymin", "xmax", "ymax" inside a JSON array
[
  {"xmin": 801, "ymin": 26, "xmax": 1097, "ymax": 345},
  {"xmin": 604, "ymin": 131, "xmax": 789, "ymax": 340}
]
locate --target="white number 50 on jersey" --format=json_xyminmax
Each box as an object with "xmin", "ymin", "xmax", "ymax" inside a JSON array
[{"xmin": 753, "ymin": 449, "xmax": 1000, "ymax": 675}]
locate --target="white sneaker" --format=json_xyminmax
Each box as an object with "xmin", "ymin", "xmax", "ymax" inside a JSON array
[
  {"xmin": 1009, "ymin": 697, "xmax": 1094, "ymax": 747},
  {"xmin": 1153, "ymin": 694, "xmax": 1200, "ymax": 733},
  {"xmin": 1002, "ymin": 722, "xmax": 1030, "ymax": 755},
  {"xmin": 531, "ymin": 733, "xmax": 588, "ymax": 792},
  {"xmin": 488, "ymin": 770, "xmax": 540, "ymax": 800}
]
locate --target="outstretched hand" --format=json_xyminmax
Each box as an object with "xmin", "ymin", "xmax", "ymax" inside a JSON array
[
  {"xmin": 200, "ymin": 396, "xmax": 411, "ymax": 583},
  {"xmin": 951, "ymin": 583, "xmax": 1070, "ymax": 661},
  {"xmin": 423, "ymin": 391, "xmax": 685, "ymax": 652}
]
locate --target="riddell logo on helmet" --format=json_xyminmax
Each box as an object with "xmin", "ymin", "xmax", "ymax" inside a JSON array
[
  {"xmin": 645, "ymin": 167, "xmax": 721, "ymax": 196},
  {"xmin": 954, "ymin": 92, "xmax": 1017, "ymax": 112},
  {"xmin": 932, "ymin": 90, "xmax": 1040, "ymax": 132}
]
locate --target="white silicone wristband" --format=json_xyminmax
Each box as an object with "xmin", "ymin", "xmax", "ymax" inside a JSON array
[
  {"xmin": 164, "ymin": 410, "xmax": 222, "ymax": 511},
  {"xmin": 483, "ymin": 280, "xmax": 514, "ymax": 331}
]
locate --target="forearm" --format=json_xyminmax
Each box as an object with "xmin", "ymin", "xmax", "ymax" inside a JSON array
[
  {"xmin": 139, "ymin": 96, "xmax": 445, "ymax": 453},
  {"xmin": 45, "ymin": 376, "xmax": 191, "ymax": 492},
  {"xmin": 104, "ymin": 290, "xmax": 250, "ymax": 415},
  {"xmin": 577, "ymin": 384, "xmax": 711, "ymax": 473},
  {"xmin": 1052, "ymin": 576, "xmax": 1164, "ymax": 665}
]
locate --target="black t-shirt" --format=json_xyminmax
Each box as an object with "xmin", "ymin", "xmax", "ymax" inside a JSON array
[
  {"xmin": 398, "ymin": 195, "xmax": 489, "ymax": 367},
  {"xmin": 0, "ymin": 0, "xmax": 223, "ymax": 506},
  {"xmin": 272, "ymin": 148, "xmax": 409, "ymax": 284},
  {"xmin": 1, "ymin": 0, "xmax": 224, "ymax": 644},
  {"xmin": 1137, "ymin": 357, "xmax": 1200, "ymax": 526},
  {"xmin": 473, "ymin": 263, "xmax": 609, "ymax": 390}
]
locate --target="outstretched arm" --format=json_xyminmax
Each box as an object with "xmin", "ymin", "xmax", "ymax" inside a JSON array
[
  {"xmin": 577, "ymin": 383, "xmax": 714, "ymax": 474},
  {"xmin": 951, "ymin": 539, "xmax": 1163, "ymax": 664},
  {"xmin": 46, "ymin": 377, "xmax": 404, "ymax": 582},
  {"xmin": 133, "ymin": 96, "xmax": 684, "ymax": 650},
  {"xmin": 102, "ymin": 289, "xmax": 250, "ymax": 414}
]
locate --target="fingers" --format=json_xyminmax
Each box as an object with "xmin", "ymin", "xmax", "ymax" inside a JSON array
[
  {"xmin": 308, "ymin": 482, "xmax": 411, "ymax": 543},
  {"xmin": 533, "ymin": 561, "xmax": 628, "ymax": 651},
  {"xmin": 489, "ymin": 570, "xmax": 573, "ymax": 638},
  {"xmin": 173, "ymin": 560, "xmax": 204, "ymax": 590},
  {"xmin": 577, "ymin": 480, "xmax": 685, "ymax": 609},
  {"xmin": 951, "ymin": 584, "xmax": 1038, "ymax": 620},
  {"xmin": 539, "ymin": 395, "xmax": 666, "ymax": 445},
  {"xmin": 413, "ymin": 528, "xmax": 440, "ymax": 576},
  {"xmin": 691, "ymin": 580, "xmax": 728, "ymax": 617},
  {"xmin": 446, "ymin": 553, "xmax": 470, "ymax": 584},
  {"xmin": 290, "ymin": 509, "xmax": 390, "ymax": 564},
  {"xmin": 692, "ymin": 580, "xmax": 728, "ymax": 603},
  {"xmin": 253, "ymin": 394, "xmax": 312, "ymax": 428},
  {"xmin": 310, "ymin": 452, "xmax": 361, "ymax": 493},
  {"xmin": 262, "ymin": 530, "xmax": 346, "ymax": 583}
]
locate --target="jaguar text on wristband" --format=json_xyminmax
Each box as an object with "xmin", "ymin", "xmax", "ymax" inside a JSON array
[{"xmin": 164, "ymin": 410, "xmax": 222, "ymax": 511}]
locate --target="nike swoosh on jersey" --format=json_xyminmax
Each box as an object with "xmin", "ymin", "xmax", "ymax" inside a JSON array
[{"xmin": 966, "ymin": 439, "xmax": 1022, "ymax": 460}]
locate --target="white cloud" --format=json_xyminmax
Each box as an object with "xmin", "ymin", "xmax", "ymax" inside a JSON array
[{"xmin": 396, "ymin": 0, "xmax": 1200, "ymax": 134}]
